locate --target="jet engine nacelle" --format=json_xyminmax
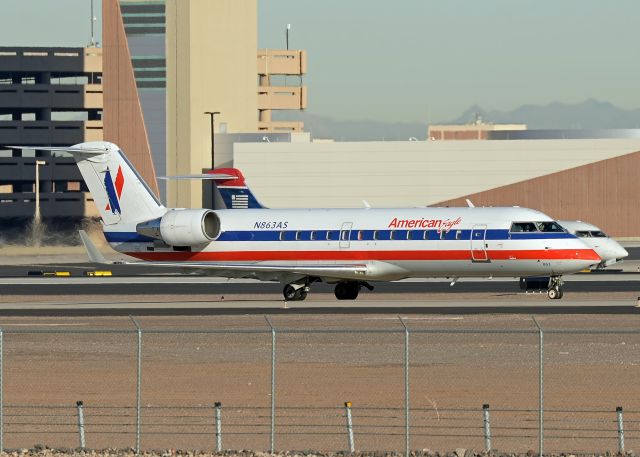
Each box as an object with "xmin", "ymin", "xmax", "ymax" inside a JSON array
[{"xmin": 136, "ymin": 209, "xmax": 221, "ymax": 246}]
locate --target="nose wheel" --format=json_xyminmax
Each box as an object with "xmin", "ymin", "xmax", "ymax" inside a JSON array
[{"xmin": 547, "ymin": 276, "xmax": 564, "ymax": 300}]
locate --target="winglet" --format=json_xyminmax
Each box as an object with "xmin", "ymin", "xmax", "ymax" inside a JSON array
[{"xmin": 79, "ymin": 230, "xmax": 109, "ymax": 264}]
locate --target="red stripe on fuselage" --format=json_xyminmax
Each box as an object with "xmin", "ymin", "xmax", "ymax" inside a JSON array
[{"xmin": 125, "ymin": 249, "xmax": 601, "ymax": 262}]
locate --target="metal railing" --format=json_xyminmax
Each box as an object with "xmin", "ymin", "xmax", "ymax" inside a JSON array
[{"xmin": 0, "ymin": 317, "xmax": 637, "ymax": 454}]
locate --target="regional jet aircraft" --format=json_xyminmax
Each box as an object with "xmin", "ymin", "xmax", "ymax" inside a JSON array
[
  {"xmin": 558, "ymin": 220, "xmax": 628, "ymax": 269},
  {"xmin": 10, "ymin": 142, "xmax": 601, "ymax": 300}
]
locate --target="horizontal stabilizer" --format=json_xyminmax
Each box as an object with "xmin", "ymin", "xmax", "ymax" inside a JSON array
[
  {"xmin": 158, "ymin": 173, "xmax": 236, "ymax": 181},
  {"xmin": 6, "ymin": 145, "xmax": 108, "ymax": 155}
]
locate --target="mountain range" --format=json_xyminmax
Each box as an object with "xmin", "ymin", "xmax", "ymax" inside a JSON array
[{"xmin": 275, "ymin": 99, "xmax": 640, "ymax": 141}]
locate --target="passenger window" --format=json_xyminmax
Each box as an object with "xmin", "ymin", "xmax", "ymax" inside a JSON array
[
  {"xmin": 358, "ymin": 230, "xmax": 363, "ymax": 240},
  {"xmin": 423, "ymin": 230, "xmax": 428, "ymax": 240},
  {"xmin": 510, "ymin": 222, "xmax": 538, "ymax": 233},
  {"xmin": 310, "ymin": 231, "xmax": 317, "ymax": 240},
  {"xmin": 407, "ymin": 231, "xmax": 413, "ymax": 240},
  {"xmin": 340, "ymin": 230, "xmax": 349, "ymax": 241},
  {"xmin": 535, "ymin": 221, "xmax": 565, "ymax": 233},
  {"xmin": 279, "ymin": 231, "xmax": 286, "ymax": 241},
  {"xmin": 326, "ymin": 231, "xmax": 334, "ymax": 241},
  {"xmin": 440, "ymin": 231, "xmax": 446, "ymax": 240},
  {"xmin": 591, "ymin": 230, "xmax": 607, "ymax": 238},
  {"xmin": 373, "ymin": 230, "xmax": 380, "ymax": 240},
  {"xmin": 295, "ymin": 231, "xmax": 302, "ymax": 241},
  {"xmin": 390, "ymin": 231, "xmax": 397, "ymax": 240},
  {"xmin": 455, "ymin": 230, "xmax": 462, "ymax": 240}
]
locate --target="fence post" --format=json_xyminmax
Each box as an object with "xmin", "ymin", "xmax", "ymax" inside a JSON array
[
  {"xmin": 399, "ymin": 316, "xmax": 410, "ymax": 457},
  {"xmin": 265, "ymin": 316, "xmax": 276, "ymax": 453},
  {"xmin": 129, "ymin": 316, "xmax": 142, "ymax": 454},
  {"xmin": 532, "ymin": 317, "xmax": 544, "ymax": 457},
  {"xmin": 215, "ymin": 402, "xmax": 222, "ymax": 452},
  {"xmin": 76, "ymin": 401, "xmax": 86, "ymax": 448},
  {"xmin": 482, "ymin": 404, "xmax": 491, "ymax": 451},
  {"xmin": 344, "ymin": 401, "xmax": 355, "ymax": 453},
  {"xmin": 616, "ymin": 406, "xmax": 624, "ymax": 452}
]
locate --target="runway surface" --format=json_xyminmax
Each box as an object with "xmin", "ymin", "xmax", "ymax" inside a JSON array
[{"xmin": 0, "ymin": 262, "xmax": 638, "ymax": 315}]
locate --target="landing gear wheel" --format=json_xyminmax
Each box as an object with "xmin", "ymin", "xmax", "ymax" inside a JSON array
[
  {"xmin": 283, "ymin": 284, "xmax": 297, "ymax": 301},
  {"xmin": 283, "ymin": 284, "xmax": 308, "ymax": 301},
  {"xmin": 547, "ymin": 276, "xmax": 564, "ymax": 300},
  {"xmin": 547, "ymin": 287, "xmax": 560, "ymax": 300},
  {"xmin": 334, "ymin": 281, "xmax": 359, "ymax": 300}
]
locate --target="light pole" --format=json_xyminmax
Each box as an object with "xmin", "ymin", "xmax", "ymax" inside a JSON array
[
  {"xmin": 204, "ymin": 111, "xmax": 220, "ymax": 169},
  {"xmin": 286, "ymin": 23, "xmax": 290, "ymax": 50},
  {"xmin": 34, "ymin": 160, "xmax": 46, "ymax": 223}
]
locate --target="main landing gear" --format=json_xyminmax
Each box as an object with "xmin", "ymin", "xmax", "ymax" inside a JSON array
[
  {"xmin": 283, "ymin": 283, "xmax": 309, "ymax": 301},
  {"xmin": 547, "ymin": 276, "xmax": 564, "ymax": 300},
  {"xmin": 334, "ymin": 281, "xmax": 374, "ymax": 300},
  {"xmin": 283, "ymin": 280, "xmax": 374, "ymax": 301}
]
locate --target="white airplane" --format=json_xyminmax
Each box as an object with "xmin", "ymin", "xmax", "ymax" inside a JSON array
[
  {"xmin": 558, "ymin": 220, "xmax": 628, "ymax": 269},
  {"xmin": 10, "ymin": 142, "xmax": 602, "ymax": 301}
]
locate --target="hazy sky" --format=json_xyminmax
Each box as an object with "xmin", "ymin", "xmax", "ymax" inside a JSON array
[{"xmin": 1, "ymin": 0, "xmax": 638, "ymax": 123}]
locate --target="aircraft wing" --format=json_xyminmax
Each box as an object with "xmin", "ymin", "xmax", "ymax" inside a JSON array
[
  {"xmin": 143, "ymin": 260, "xmax": 368, "ymax": 282},
  {"xmin": 79, "ymin": 231, "xmax": 367, "ymax": 281}
]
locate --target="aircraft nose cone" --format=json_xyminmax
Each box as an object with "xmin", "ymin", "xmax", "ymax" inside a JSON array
[{"xmin": 617, "ymin": 245, "xmax": 629, "ymax": 260}]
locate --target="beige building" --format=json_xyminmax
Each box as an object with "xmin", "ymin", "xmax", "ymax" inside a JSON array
[
  {"xmin": 258, "ymin": 49, "xmax": 307, "ymax": 132},
  {"xmin": 165, "ymin": 0, "xmax": 259, "ymax": 209},
  {"xmin": 233, "ymin": 137, "xmax": 640, "ymax": 238},
  {"xmin": 103, "ymin": 0, "xmax": 307, "ymax": 209},
  {"xmin": 429, "ymin": 121, "xmax": 527, "ymax": 140}
]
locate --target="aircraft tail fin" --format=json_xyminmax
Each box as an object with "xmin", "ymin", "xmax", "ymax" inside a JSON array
[
  {"xmin": 210, "ymin": 168, "xmax": 266, "ymax": 209},
  {"xmin": 9, "ymin": 142, "xmax": 166, "ymax": 227},
  {"xmin": 158, "ymin": 167, "xmax": 266, "ymax": 209}
]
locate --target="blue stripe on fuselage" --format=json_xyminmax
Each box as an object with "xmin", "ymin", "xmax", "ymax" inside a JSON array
[{"xmin": 103, "ymin": 229, "xmax": 576, "ymax": 243}]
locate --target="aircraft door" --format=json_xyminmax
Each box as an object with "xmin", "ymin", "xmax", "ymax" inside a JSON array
[
  {"xmin": 340, "ymin": 222, "xmax": 353, "ymax": 249},
  {"xmin": 471, "ymin": 224, "xmax": 489, "ymax": 261}
]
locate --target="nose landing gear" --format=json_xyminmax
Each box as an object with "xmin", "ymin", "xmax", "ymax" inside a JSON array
[{"xmin": 547, "ymin": 276, "xmax": 564, "ymax": 300}]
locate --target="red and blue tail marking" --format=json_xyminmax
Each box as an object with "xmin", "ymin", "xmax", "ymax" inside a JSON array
[
  {"xmin": 209, "ymin": 168, "xmax": 265, "ymax": 209},
  {"xmin": 104, "ymin": 165, "xmax": 124, "ymax": 214}
]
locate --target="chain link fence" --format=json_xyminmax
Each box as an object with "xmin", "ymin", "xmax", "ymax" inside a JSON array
[{"xmin": 0, "ymin": 316, "xmax": 638, "ymax": 454}]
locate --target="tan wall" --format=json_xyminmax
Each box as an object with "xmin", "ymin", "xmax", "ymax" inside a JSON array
[
  {"xmin": 258, "ymin": 86, "xmax": 307, "ymax": 110},
  {"xmin": 233, "ymin": 139, "xmax": 640, "ymax": 236},
  {"xmin": 83, "ymin": 47, "xmax": 102, "ymax": 73},
  {"xmin": 102, "ymin": 0, "xmax": 159, "ymax": 196},
  {"xmin": 436, "ymin": 151, "xmax": 640, "ymax": 238},
  {"xmin": 83, "ymin": 84, "xmax": 103, "ymax": 108},
  {"xmin": 166, "ymin": 0, "xmax": 258, "ymax": 209},
  {"xmin": 84, "ymin": 120, "xmax": 104, "ymax": 141},
  {"xmin": 257, "ymin": 49, "xmax": 307, "ymax": 75}
]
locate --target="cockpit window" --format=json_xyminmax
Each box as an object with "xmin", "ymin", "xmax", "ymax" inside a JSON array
[
  {"xmin": 591, "ymin": 230, "xmax": 607, "ymax": 238},
  {"xmin": 575, "ymin": 230, "xmax": 591, "ymax": 238},
  {"xmin": 535, "ymin": 221, "xmax": 565, "ymax": 233},
  {"xmin": 510, "ymin": 222, "xmax": 538, "ymax": 232}
]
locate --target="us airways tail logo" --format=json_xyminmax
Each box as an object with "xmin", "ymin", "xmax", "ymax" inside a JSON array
[{"xmin": 104, "ymin": 166, "xmax": 124, "ymax": 215}]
